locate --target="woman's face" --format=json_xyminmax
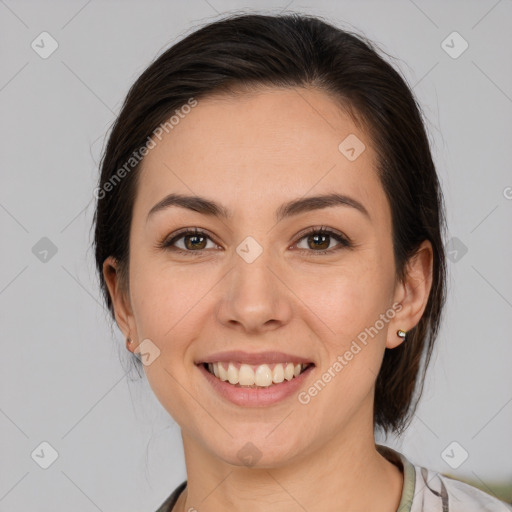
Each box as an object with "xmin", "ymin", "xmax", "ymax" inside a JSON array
[{"xmin": 106, "ymin": 86, "xmax": 423, "ymax": 467}]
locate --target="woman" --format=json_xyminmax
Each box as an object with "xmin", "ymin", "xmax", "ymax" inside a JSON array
[{"xmin": 93, "ymin": 13, "xmax": 511, "ymax": 512}]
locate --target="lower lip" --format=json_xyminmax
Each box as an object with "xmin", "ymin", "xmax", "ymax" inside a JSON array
[{"xmin": 197, "ymin": 363, "xmax": 315, "ymax": 407}]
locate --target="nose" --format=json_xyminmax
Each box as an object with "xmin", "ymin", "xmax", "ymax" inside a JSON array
[{"xmin": 215, "ymin": 246, "xmax": 293, "ymax": 334}]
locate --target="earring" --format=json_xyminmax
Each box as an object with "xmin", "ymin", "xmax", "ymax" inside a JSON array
[
  {"xmin": 127, "ymin": 336, "xmax": 133, "ymax": 344},
  {"xmin": 397, "ymin": 329, "xmax": 407, "ymax": 339}
]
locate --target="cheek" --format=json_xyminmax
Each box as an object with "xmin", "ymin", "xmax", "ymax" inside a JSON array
[
  {"xmin": 129, "ymin": 260, "xmax": 205, "ymax": 343},
  {"xmin": 128, "ymin": 266, "xmax": 203, "ymax": 425},
  {"xmin": 294, "ymin": 267, "xmax": 391, "ymax": 422},
  {"xmin": 293, "ymin": 257, "xmax": 390, "ymax": 343}
]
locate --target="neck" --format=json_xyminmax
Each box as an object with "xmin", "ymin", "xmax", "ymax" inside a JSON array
[{"xmin": 174, "ymin": 404, "xmax": 403, "ymax": 512}]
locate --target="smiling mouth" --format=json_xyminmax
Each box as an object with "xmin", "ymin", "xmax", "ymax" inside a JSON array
[{"xmin": 201, "ymin": 361, "xmax": 314, "ymax": 388}]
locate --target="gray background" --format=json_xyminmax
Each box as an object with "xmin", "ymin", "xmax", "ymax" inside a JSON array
[{"xmin": 1, "ymin": 0, "xmax": 511, "ymax": 510}]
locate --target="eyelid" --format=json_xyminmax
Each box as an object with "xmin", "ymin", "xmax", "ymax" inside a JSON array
[
  {"xmin": 157, "ymin": 227, "xmax": 219, "ymax": 251},
  {"xmin": 157, "ymin": 225, "xmax": 352, "ymax": 254},
  {"xmin": 292, "ymin": 226, "xmax": 352, "ymax": 253},
  {"xmin": 293, "ymin": 225, "xmax": 350, "ymax": 244}
]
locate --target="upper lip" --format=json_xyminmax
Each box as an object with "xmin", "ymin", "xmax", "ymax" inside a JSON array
[{"xmin": 197, "ymin": 350, "xmax": 314, "ymax": 366}]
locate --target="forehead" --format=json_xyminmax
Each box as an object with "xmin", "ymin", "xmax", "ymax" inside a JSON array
[{"xmin": 135, "ymin": 86, "xmax": 387, "ymax": 223}]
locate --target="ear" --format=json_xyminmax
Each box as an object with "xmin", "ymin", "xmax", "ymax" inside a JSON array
[
  {"xmin": 103, "ymin": 256, "xmax": 138, "ymax": 354},
  {"xmin": 387, "ymin": 240, "xmax": 433, "ymax": 349}
]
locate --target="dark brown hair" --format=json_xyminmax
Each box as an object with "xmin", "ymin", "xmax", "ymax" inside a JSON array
[{"xmin": 93, "ymin": 12, "xmax": 447, "ymax": 437}]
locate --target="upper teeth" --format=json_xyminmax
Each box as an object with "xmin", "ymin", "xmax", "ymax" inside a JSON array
[{"xmin": 207, "ymin": 362, "xmax": 307, "ymax": 387}]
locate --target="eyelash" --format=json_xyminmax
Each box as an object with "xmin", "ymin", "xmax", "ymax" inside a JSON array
[{"xmin": 156, "ymin": 226, "xmax": 352, "ymax": 256}]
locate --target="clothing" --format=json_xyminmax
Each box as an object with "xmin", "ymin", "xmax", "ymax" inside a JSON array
[
  {"xmin": 155, "ymin": 480, "xmax": 186, "ymax": 512},
  {"xmin": 155, "ymin": 444, "xmax": 512, "ymax": 511}
]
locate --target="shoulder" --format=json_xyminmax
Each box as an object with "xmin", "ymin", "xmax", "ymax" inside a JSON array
[
  {"xmin": 411, "ymin": 463, "xmax": 512, "ymax": 512},
  {"xmin": 376, "ymin": 444, "xmax": 511, "ymax": 512}
]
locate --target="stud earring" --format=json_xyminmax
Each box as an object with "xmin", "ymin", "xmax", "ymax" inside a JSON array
[
  {"xmin": 397, "ymin": 329, "xmax": 407, "ymax": 339},
  {"xmin": 127, "ymin": 336, "xmax": 133, "ymax": 344}
]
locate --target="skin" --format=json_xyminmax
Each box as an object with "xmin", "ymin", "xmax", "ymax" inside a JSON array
[{"xmin": 104, "ymin": 86, "xmax": 433, "ymax": 511}]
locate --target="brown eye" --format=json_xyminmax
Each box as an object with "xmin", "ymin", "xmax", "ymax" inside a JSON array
[
  {"xmin": 295, "ymin": 227, "xmax": 351, "ymax": 254},
  {"xmin": 182, "ymin": 233, "xmax": 208, "ymax": 250},
  {"xmin": 306, "ymin": 232, "xmax": 330, "ymax": 250},
  {"xmin": 159, "ymin": 228, "xmax": 217, "ymax": 253}
]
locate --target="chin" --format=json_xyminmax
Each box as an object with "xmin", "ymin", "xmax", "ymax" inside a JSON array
[{"xmin": 205, "ymin": 432, "xmax": 302, "ymax": 469}]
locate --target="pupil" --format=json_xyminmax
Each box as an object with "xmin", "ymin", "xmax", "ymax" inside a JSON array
[
  {"xmin": 186, "ymin": 235, "xmax": 206, "ymax": 250},
  {"xmin": 310, "ymin": 234, "xmax": 328, "ymax": 250}
]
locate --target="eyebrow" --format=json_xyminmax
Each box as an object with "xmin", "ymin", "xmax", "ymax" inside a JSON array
[{"xmin": 146, "ymin": 192, "xmax": 370, "ymax": 224}]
